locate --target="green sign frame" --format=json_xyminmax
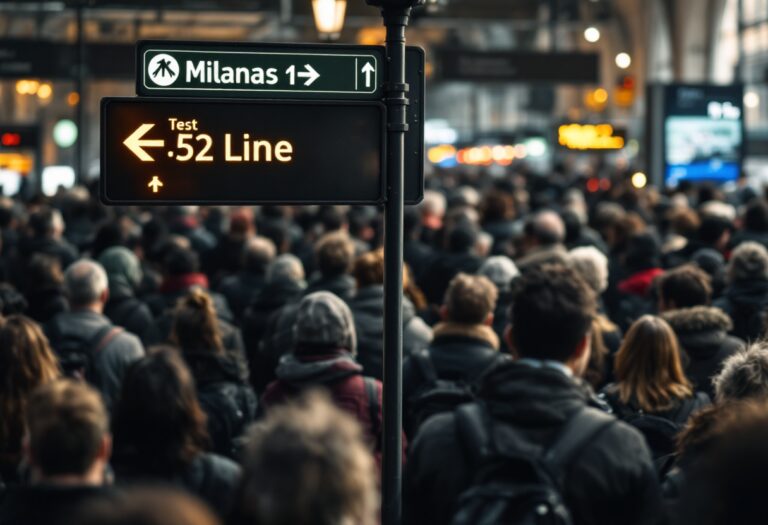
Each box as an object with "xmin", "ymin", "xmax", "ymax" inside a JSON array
[{"xmin": 136, "ymin": 40, "xmax": 383, "ymax": 100}]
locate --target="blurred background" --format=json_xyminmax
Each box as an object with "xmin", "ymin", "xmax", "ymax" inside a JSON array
[{"xmin": 0, "ymin": 0, "xmax": 764, "ymax": 196}]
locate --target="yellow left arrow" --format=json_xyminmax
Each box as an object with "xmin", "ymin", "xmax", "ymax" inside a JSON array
[{"xmin": 124, "ymin": 123, "xmax": 165, "ymax": 161}]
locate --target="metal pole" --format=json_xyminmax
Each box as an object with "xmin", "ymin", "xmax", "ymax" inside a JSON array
[
  {"xmin": 381, "ymin": 6, "xmax": 410, "ymax": 525},
  {"xmin": 75, "ymin": 5, "xmax": 85, "ymax": 182}
]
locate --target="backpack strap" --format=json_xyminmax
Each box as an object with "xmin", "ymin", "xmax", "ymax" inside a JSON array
[
  {"xmin": 412, "ymin": 349, "xmax": 439, "ymax": 386},
  {"xmin": 363, "ymin": 377, "xmax": 382, "ymax": 451},
  {"xmin": 454, "ymin": 403, "xmax": 493, "ymax": 470},
  {"xmin": 542, "ymin": 407, "xmax": 614, "ymax": 485},
  {"xmin": 89, "ymin": 325, "xmax": 124, "ymax": 355}
]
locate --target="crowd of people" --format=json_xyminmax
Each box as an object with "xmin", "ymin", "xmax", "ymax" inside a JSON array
[{"xmin": 0, "ymin": 171, "xmax": 767, "ymax": 524}]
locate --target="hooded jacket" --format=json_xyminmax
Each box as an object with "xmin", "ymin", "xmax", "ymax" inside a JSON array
[
  {"xmin": 713, "ymin": 279, "xmax": 768, "ymax": 341},
  {"xmin": 662, "ymin": 306, "xmax": 744, "ymax": 398},
  {"xmin": 349, "ymin": 285, "xmax": 433, "ymax": 379},
  {"xmin": 183, "ymin": 350, "xmax": 257, "ymax": 459},
  {"xmin": 100, "ymin": 247, "xmax": 154, "ymax": 344},
  {"xmin": 262, "ymin": 348, "xmax": 388, "ymax": 466},
  {"xmin": 404, "ymin": 361, "xmax": 663, "ymax": 525}
]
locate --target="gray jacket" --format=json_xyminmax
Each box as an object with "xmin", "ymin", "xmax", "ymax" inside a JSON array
[{"xmin": 46, "ymin": 310, "xmax": 145, "ymax": 410}]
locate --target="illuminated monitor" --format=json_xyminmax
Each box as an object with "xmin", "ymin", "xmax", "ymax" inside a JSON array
[{"xmin": 663, "ymin": 85, "xmax": 744, "ymax": 187}]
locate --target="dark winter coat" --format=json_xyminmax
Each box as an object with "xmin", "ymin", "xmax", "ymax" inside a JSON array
[
  {"xmin": 403, "ymin": 322, "xmax": 506, "ymax": 407},
  {"xmin": 420, "ymin": 252, "xmax": 483, "ymax": 306},
  {"xmin": 404, "ymin": 238, "xmax": 434, "ymax": 282},
  {"xmin": 349, "ymin": 285, "xmax": 432, "ymax": 379},
  {"xmin": 104, "ymin": 287, "xmax": 154, "ymax": 345},
  {"xmin": 25, "ymin": 285, "xmax": 68, "ymax": 324},
  {"xmin": 183, "ymin": 350, "xmax": 257, "ymax": 459},
  {"xmin": 217, "ymin": 272, "xmax": 266, "ymax": 323},
  {"xmin": 0, "ymin": 485, "xmax": 113, "ymax": 525},
  {"xmin": 112, "ymin": 452, "xmax": 240, "ymax": 518},
  {"xmin": 304, "ymin": 273, "xmax": 356, "ymax": 302},
  {"xmin": 662, "ymin": 306, "xmax": 745, "ymax": 399},
  {"xmin": 242, "ymin": 277, "xmax": 305, "ymax": 393},
  {"xmin": 403, "ymin": 362, "xmax": 663, "ymax": 525},
  {"xmin": 713, "ymin": 279, "xmax": 768, "ymax": 341},
  {"xmin": 45, "ymin": 310, "xmax": 145, "ymax": 411},
  {"xmin": 612, "ymin": 268, "xmax": 664, "ymax": 331},
  {"xmin": 262, "ymin": 348, "xmax": 391, "ymax": 467}
]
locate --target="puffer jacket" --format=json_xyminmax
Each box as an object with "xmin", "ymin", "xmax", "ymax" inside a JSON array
[
  {"xmin": 662, "ymin": 306, "xmax": 744, "ymax": 398},
  {"xmin": 349, "ymin": 285, "xmax": 433, "ymax": 379}
]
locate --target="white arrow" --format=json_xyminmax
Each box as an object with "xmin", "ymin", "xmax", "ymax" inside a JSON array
[
  {"xmin": 123, "ymin": 124, "xmax": 165, "ymax": 162},
  {"xmin": 361, "ymin": 62, "xmax": 375, "ymax": 89},
  {"xmin": 297, "ymin": 64, "xmax": 320, "ymax": 86},
  {"xmin": 148, "ymin": 175, "xmax": 163, "ymax": 193}
]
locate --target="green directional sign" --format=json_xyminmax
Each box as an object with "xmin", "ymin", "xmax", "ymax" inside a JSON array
[{"xmin": 137, "ymin": 41, "xmax": 383, "ymax": 100}]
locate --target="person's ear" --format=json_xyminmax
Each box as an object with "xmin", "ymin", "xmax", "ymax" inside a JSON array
[
  {"xmin": 100, "ymin": 288, "xmax": 109, "ymax": 305},
  {"xmin": 97, "ymin": 434, "xmax": 112, "ymax": 464},
  {"xmin": 484, "ymin": 313, "xmax": 494, "ymax": 327},
  {"xmin": 504, "ymin": 325, "xmax": 519, "ymax": 358},
  {"xmin": 439, "ymin": 305, "xmax": 449, "ymax": 321},
  {"xmin": 568, "ymin": 333, "xmax": 592, "ymax": 377}
]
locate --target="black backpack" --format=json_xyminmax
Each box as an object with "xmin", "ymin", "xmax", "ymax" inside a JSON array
[
  {"xmin": 55, "ymin": 324, "xmax": 124, "ymax": 382},
  {"xmin": 451, "ymin": 403, "xmax": 614, "ymax": 525},
  {"xmin": 407, "ymin": 349, "xmax": 476, "ymax": 431}
]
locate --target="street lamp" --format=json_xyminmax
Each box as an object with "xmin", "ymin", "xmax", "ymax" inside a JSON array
[{"xmin": 312, "ymin": 0, "xmax": 347, "ymax": 40}]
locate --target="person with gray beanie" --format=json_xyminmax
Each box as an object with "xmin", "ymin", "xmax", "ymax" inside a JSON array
[
  {"xmin": 261, "ymin": 292, "xmax": 396, "ymax": 468},
  {"xmin": 714, "ymin": 241, "xmax": 768, "ymax": 341},
  {"xmin": 478, "ymin": 256, "xmax": 519, "ymax": 353}
]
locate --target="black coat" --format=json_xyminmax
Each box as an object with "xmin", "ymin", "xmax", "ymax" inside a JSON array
[
  {"xmin": 217, "ymin": 272, "xmax": 266, "ymax": 323},
  {"xmin": 0, "ymin": 485, "xmax": 112, "ymax": 525},
  {"xmin": 242, "ymin": 277, "xmax": 305, "ymax": 393},
  {"xmin": 404, "ymin": 362, "xmax": 663, "ymax": 525},
  {"xmin": 304, "ymin": 273, "xmax": 356, "ymax": 302},
  {"xmin": 662, "ymin": 306, "xmax": 744, "ymax": 399},
  {"xmin": 419, "ymin": 251, "xmax": 483, "ymax": 306},
  {"xmin": 713, "ymin": 279, "xmax": 768, "ymax": 341},
  {"xmin": 184, "ymin": 350, "xmax": 257, "ymax": 459},
  {"xmin": 104, "ymin": 288, "xmax": 154, "ymax": 344},
  {"xmin": 349, "ymin": 285, "xmax": 432, "ymax": 380}
]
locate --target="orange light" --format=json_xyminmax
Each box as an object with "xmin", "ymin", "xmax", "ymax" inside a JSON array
[
  {"xmin": 427, "ymin": 144, "xmax": 457, "ymax": 164},
  {"xmin": 37, "ymin": 83, "xmax": 52, "ymax": 100},
  {"xmin": 67, "ymin": 91, "xmax": 80, "ymax": 106},
  {"xmin": 558, "ymin": 123, "xmax": 625, "ymax": 150},
  {"xmin": 593, "ymin": 88, "xmax": 608, "ymax": 104}
]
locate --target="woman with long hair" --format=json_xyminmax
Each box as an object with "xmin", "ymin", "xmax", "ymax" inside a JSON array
[
  {"xmin": 0, "ymin": 315, "xmax": 60, "ymax": 482},
  {"xmin": 111, "ymin": 347, "xmax": 241, "ymax": 518},
  {"xmin": 170, "ymin": 289, "xmax": 256, "ymax": 458},
  {"xmin": 600, "ymin": 315, "xmax": 709, "ymax": 460}
]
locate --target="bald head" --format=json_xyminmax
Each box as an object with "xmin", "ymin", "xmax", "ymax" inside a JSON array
[
  {"xmin": 65, "ymin": 259, "xmax": 109, "ymax": 310},
  {"xmin": 527, "ymin": 210, "xmax": 565, "ymax": 247}
]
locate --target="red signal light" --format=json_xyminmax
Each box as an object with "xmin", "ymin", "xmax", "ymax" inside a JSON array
[{"xmin": 1, "ymin": 133, "xmax": 21, "ymax": 147}]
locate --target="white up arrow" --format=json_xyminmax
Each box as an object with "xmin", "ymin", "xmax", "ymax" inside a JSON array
[
  {"xmin": 361, "ymin": 62, "xmax": 375, "ymax": 89},
  {"xmin": 297, "ymin": 64, "xmax": 320, "ymax": 86},
  {"xmin": 123, "ymin": 124, "xmax": 165, "ymax": 162}
]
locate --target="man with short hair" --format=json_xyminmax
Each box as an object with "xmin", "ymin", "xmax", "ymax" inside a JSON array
[
  {"xmin": 659, "ymin": 264, "xmax": 743, "ymax": 398},
  {"xmin": 0, "ymin": 380, "xmax": 113, "ymax": 524},
  {"xmin": 404, "ymin": 265, "xmax": 662, "ymax": 525},
  {"xmin": 46, "ymin": 260, "xmax": 144, "ymax": 411},
  {"xmin": 403, "ymin": 273, "xmax": 505, "ymax": 435},
  {"xmin": 516, "ymin": 209, "xmax": 568, "ymax": 271},
  {"xmin": 304, "ymin": 231, "xmax": 356, "ymax": 302},
  {"xmin": 217, "ymin": 236, "xmax": 276, "ymax": 322}
]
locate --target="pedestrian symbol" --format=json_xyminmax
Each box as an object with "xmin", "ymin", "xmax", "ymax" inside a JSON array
[{"xmin": 147, "ymin": 54, "xmax": 180, "ymax": 87}]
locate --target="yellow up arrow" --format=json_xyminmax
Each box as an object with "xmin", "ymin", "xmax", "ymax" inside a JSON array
[{"xmin": 124, "ymin": 124, "xmax": 165, "ymax": 162}]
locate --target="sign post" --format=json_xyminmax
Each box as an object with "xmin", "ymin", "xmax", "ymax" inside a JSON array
[{"xmin": 367, "ymin": 1, "xmax": 423, "ymax": 524}]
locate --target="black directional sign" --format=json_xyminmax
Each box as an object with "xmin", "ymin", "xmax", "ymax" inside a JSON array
[
  {"xmin": 137, "ymin": 41, "xmax": 383, "ymax": 100},
  {"xmin": 101, "ymin": 98, "xmax": 386, "ymax": 205}
]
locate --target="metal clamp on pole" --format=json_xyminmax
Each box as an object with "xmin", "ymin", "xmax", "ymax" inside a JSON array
[{"xmin": 365, "ymin": 0, "xmax": 423, "ymax": 524}]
